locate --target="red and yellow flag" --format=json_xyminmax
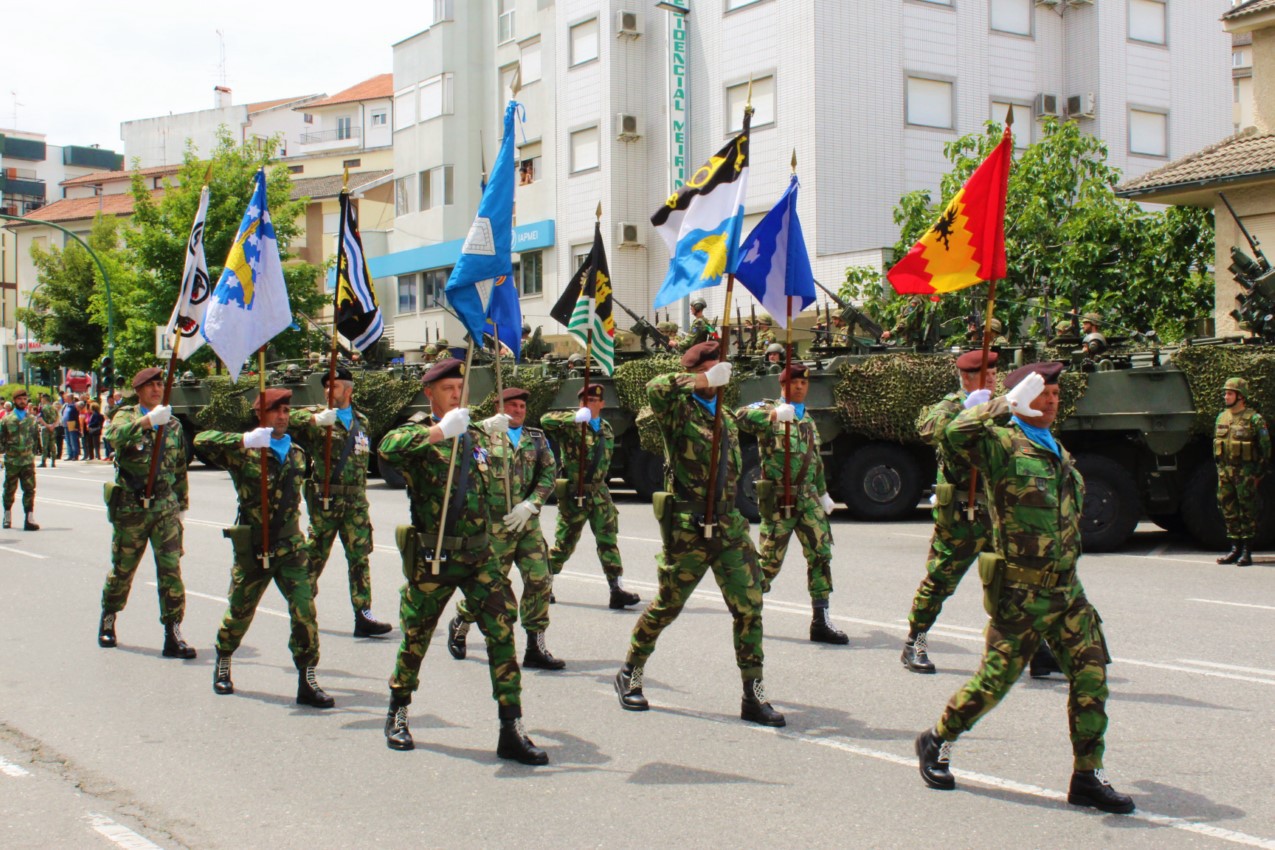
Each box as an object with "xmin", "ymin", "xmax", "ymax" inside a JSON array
[{"xmin": 887, "ymin": 126, "xmax": 1011, "ymax": 295}]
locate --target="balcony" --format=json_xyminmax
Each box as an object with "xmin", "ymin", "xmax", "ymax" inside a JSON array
[
  {"xmin": 298, "ymin": 127, "xmax": 362, "ymax": 150},
  {"xmin": 0, "ymin": 176, "xmax": 46, "ymax": 200},
  {"xmin": 63, "ymin": 145, "xmax": 124, "ymax": 171},
  {"xmin": 0, "ymin": 134, "xmax": 46, "ymax": 162}
]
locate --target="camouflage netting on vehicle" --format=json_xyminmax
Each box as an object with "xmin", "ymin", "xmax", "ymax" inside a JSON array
[
  {"xmin": 351, "ymin": 371, "xmax": 425, "ymax": 445},
  {"xmin": 614, "ymin": 355, "xmax": 682, "ymax": 414},
  {"xmin": 1172, "ymin": 345, "xmax": 1275, "ymax": 435},
  {"xmin": 834, "ymin": 354, "xmax": 961, "ymax": 443},
  {"xmin": 196, "ymin": 376, "xmax": 259, "ymax": 433},
  {"xmin": 471, "ymin": 364, "xmax": 562, "ymax": 426}
]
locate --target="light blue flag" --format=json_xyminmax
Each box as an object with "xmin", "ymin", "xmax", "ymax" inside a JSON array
[
  {"xmin": 735, "ymin": 175, "xmax": 815, "ymax": 329},
  {"xmin": 446, "ymin": 101, "xmax": 520, "ymax": 356}
]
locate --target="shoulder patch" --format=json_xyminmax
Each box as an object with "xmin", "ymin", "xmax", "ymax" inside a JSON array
[{"xmin": 407, "ymin": 411, "xmax": 430, "ymax": 424}]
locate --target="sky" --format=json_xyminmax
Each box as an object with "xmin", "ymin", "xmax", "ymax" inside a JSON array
[{"xmin": 0, "ymin": 0, "xmax": 427, "ymax": 150}]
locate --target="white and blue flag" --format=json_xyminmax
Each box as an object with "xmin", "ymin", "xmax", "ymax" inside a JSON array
[{"xmin": 735, "ymin": 175, "xmax": 816, "ymax": 329}]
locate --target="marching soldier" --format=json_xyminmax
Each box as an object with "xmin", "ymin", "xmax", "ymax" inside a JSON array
[
  {"xmin": 37, "ymin": 393, "xmax": 58, "ymax": 468},
  {"xmin": 614, "ymin": 342, "xmax": 784, "ymax": 727},
  {"xmin": 541, "ymin": 385, "xmax": 641, "ymax": 610},
  {"xmin": 377, "ymin": 358, "xmax": 546, "ymax": 764},
  {"xmin": 290, "ymin": 366, "xmax": 392, "ymax": 637},
  {"xmin": 194, "ymin": 388, "xmax": 334, "ymax": 709},
  {"xmin": 915, "ymin": 362, "xmax": 1134, "ymax": 815},
  {"xmin": 96, "ymin": 367, "xmax": 194, "ymax": 658},
  {"xmin": 447, "ymin": 386, "xmax": 566, "ymax": 670},
  {"xmin": 0, "ymin": 388, "xmax": 40, "ymax": 531},
  {"xmin": 678, "ymin": 298, "xmax": 714, "ymax": 352},
  {"xmin": 1214, "ymin": 376, "xmax": 1270, "ymax": 567},
  {"xmin": 735, "ymin": 363, "xmax": 847, "ymax": 645}
]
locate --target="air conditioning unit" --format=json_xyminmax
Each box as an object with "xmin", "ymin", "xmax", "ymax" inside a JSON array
[
  {"xmin": 618, "ymin": 222, "xmax": 641, "ymax": 246},
  {"xmin": 1034, "ymin": 93, "xmax": 1060, "ymax": 118},
  {"xmin": 1067, "ymin": 0, "xmax": 1094, "ymax": 6},
  {"xmin": 616, "ymin": 10, "xmax": 643, "ymax": 38},
  {"xmin": 1067, "ymin": 92, "xmax": 1096, "ymax": 119},
  {"xmin": 1035, "ymin": 0, "xmax": 1060, "ymax": 7},
  {"xmin": 616, "ymin": 113, "xmax": 642, "ymax": 140}
]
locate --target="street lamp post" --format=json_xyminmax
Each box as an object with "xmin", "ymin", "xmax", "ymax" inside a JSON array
[{"xmin": 23, "ymin": 280, "xmax": 45, "ymax": 391}]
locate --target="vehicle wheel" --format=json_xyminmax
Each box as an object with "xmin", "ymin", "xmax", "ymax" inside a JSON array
[
  {"xmin": 736, "ymin": 441, "xmax": 761, "ymax": 523},
  {"xmin": 837, "ymin": 442, "xmax": 923, "ymax": 521},
  {"xmin": 1180, "ymin": 463, "xmax": 1228, "ymax": 551},
  {"xmin": 626, "ymin": 448, "xmax": 664, "ymax": 500},
  {"xmin": 379, "ymin": 458, "xmax": 407, "ymax": 489},
  {"xmin": 1075, "ymin": 454, "xmax": 1140, "ymax": 552}
]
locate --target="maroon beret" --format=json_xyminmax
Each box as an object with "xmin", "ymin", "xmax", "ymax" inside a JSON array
[
  {"xmin": 500, "ymin": 387, "xmax": 530, "ymax": 403},
  {"xmin": 680, "ymin": 341, "xmax": 721, "ymax": 369},
  {"xmin": 422, "ymin": 357, "xmax": 465, "ymax": 385},
  {"xmin": 253, "ymin": 387, "xmax": 292, "ymax": 414},
  {"xmin": 1004, "ymin": 361, "xmax": 1064, "ymax": 389},
  {"xmin": 779, "ymin": 363, "xmax": 809, "ymax": 382},
  {"xmin": 132, "ymin": 366, "xmax": 164, "ymax": 389},
  {"xmin": 955, "ymin": 350, "xmax": 999, "ymax": 373},
  {"xmin": 578, "ymin": 384, "xmax": 605, "ymax": 400}
]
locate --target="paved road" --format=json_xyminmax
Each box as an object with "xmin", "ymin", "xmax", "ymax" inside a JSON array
[{"xmin": 1, "ymin": 460, "xmax": 1273, "ymax": 849}]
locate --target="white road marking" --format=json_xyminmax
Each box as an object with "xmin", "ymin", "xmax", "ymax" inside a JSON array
[
  {"xmin": 617, "ymin": 535, "xmax": 663, "ymax": 544},
  {"xmin": 151, "ymin": 584, "xmax": 288, "ymax": 620},
  {"xmin": 84, "ymin": 812, "xmax": 163, "ymax": 850},
  {"xmin": 1147, "ymin": 542, "xmax": 1170, "ymax": 557},
  {"xmin": 0, "ymin": 544, "xmax": 47, "ymax": 560},
  {"xmin": 1190, "ymin": 598, "xmax": 1275, "ymax": 613},
  {"xmin": 1174, "ymin": 659, "xmax": 1275, "ymax": 678},
  {"xmin": 0, "ymin": 756, "xmax": 31, "ymax": 777}
]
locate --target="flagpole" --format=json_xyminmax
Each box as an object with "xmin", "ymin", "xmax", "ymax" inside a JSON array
[
  {"xmin": 258, "ymin": 346, "xmax": 270, "ymax": 571},
  {"xmin": 492, "ymin": 320, "xmax": 512, "ymax": 514},
  {"xmin": 702, "ymin": 83, "xmax": 753, "ymax": 540},
  {"xmin": 321, "ymin": 169, "xmax": 350, "ymax": 512},
  {"xmin": 431, "ymin": 339, "xmax": 477, "ymax": 575},
  {"xmin": 780, "ymin": 150, "xmax": 799, "ymax": 518},
  {"xmin": 577, "ymin": 204, "xmax": 602, "ymax": 509}
]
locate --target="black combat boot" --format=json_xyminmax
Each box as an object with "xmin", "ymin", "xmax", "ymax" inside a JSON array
[
  {"xmin": 22, "ymin": 512, "xmax": 38, "ymax": 531},
  {"xmin": 496, "ymin": 708, "xmax": 549, "ymax": 765},
  {"xmin": 1029, "ymin": 641, "xmax": 1060, "ymax": 679},
  {"xmin": 1237, "ymin": 541, "xmax": 1254, "ymax": 567},
  {"xmin": 915, "ymin": 728, "xmax": 955, "ymax": 790},
  {"xmin": 213, "ymin": 652, "xmax": 234, "ymax": 695},
  {"xmin": 1218, "ymin": 541, "xmax": 1242, "ymax": 564},
  {"xmin": 608, "ymin": 576, "xmax": 640, "ymax": 609},
  {"xmin": 1067, "ymin": 769, "xmax": 1135, "ymax": 814},
  {"xmin": 901, "ymin": 631, "xmax": 936, "ymax": 674},
  {"xmin": 385, "ymin": 696, "xmax": 414, "ymax": 751},
  {"xmin": 297, "ymin": 667, "xmax": 335, "ymax": 708},
  {"xmin": 740, "ymin": 678, "xmax": 786, "ymax": 727},
  {"xmin": 809, "ymin": 605, "xmax": 849, "ymax": 644},
  {"xmin": 446, "ymin": 615, "xmax": 469, "ymax": 660},
  {"xmin": 97, "ymin": 611, "xmax": 117, "ymax": 648},
  {"xmin": 523, "ymin": 631, "xmax": 566, "ymax": 670},
  {"xmin": 354, "ymin": 609, "xmax": 393, "ymax": 637},
  {"xmin": 162, "ymin": 622, "xmax": 196, "ymax": 659},
  {"xmin": 614, "ymin": 663, "xmax": 649, "ymax": 711}
]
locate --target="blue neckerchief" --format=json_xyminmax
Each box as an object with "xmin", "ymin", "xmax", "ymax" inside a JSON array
[
  {"xmin": 1012, "ymin": 416, "xmax": 1060, "ymax": 458},
  {"xmin": 335, "ymin": 406, "xmax": 353, "ymax": 429},
  {"xmin": 782, "ymin": 399, "xmax": 806, "ymax": 420},
  {"xmin": 13, "ymin": 409, "xmax": 27, "ymax": 421},
  {"xmin": 138, "ymin": 404, "xmax": 158, "ymax": 430},
  {"xmin": 694, "ymin": 394, "xmax": 717, "ymax": 416},
  {"xmin": 507, "ymin": 425, "xmax": 524, "ymax": 447},
  {"xmin": 588, "ymin": 417, "xmax": 601, "ymax": 433},
  {"xmin": 269, "ymin": 434, "xmax": 292, "ymax": 464}
]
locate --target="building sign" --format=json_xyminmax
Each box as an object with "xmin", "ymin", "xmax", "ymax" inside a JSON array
[
  {"xmin": 15, "ymin": 340, "xmax": 63, "ymax": 353},
  {"xmin": 514, "ymin": 220, "xmax": 556, "ymax": 252},
  {"xmin": 668, "ymin": 5, "xmax": 689, "ymax": 195}
]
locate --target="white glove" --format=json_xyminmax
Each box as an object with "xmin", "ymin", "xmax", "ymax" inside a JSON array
[
  {"xmin": 1006, "ymin": 372, "xmax": 1045, "ymax": 418},
  {"xmin": 147, "ymin": 404, "xmax": 172, "ymax": 427},
  {"xmin": 963, "ymin": 388, "xmax": 991, "ymax": 409},
  {"xmin": 819, "ymin": 493, "xmax": 836, "ymax": 514},
  {"xmin": 502, "ymin": 500, "xmax": 539, "ymax": 532},
  {"xmin": 774, "ymin": 403, "xmax": 796, "ymax": 423},
  {"xmin": 437, "ymin": 408, "xmax": 470, "ymax": 440},
  {"xmin": 314, "ymin": 408, "xmax": 338, "ymax": 427},
  {"xmin": 704, "ymin": 361, "xmax": 733, "ymax": 388},
  {"xmin": 243, "ymin": 427, "xmax": 273, "ymax": 449},
  {"xmin": 481, "ymin": 413, "xmax": 511, "ymax": 436},
  {"xmin": 573, "ymin": 407, "xmax": 592, "ymax": 424}
]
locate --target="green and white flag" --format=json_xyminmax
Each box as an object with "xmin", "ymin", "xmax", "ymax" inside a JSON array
[{"xmin": 551, "ymin": 221, "xmax": 615, "ymax": 375}]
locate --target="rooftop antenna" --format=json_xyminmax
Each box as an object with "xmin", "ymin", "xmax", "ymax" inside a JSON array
[
  {"xmin": 9, "ymin": 91, "xmax": 21, "ymax": 129},
  {"xmin": 216, "ymin": 30, "xmax": 227, "ymax": 86}
]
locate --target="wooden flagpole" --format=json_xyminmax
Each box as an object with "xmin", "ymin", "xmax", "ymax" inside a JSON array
[
  {"xmin": 257, "ymin": 346, "xmax": 270, "ymax": 570},
  {"xmin": 321, "ymin": 168, "xmax": 350, "ymax": 512},
  {"xmin": 492, "ymin": 320, "xmax": 512, "ymax": 514},
  {"xmin": 576, "ymin": 204, "xmax": 602, "ymax": 508},
  {"xmin": 781, "ymin": 149, "xmax": 797, "ymax": 519},
  {"xmin": 431, "ymin": 339, "xmax": 477, "ymax": 574}
]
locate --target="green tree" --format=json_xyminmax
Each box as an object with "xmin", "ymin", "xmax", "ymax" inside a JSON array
[{"xmin": 843, "ymin": 119, "xmax": 1214, "ymax": 344}]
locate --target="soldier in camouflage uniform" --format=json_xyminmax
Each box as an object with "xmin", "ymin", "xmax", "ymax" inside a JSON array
[
  {"xmin": 447, "ymin": 386, "xmax": 566, "ymax": 670},
  {"xmin": 677, "ymin": 298, "xmax": 715, "ymax": 352},
  {"xmin": 541, "ymin": 384, "xmax": 641, "ymax": 609},
  {"xmin": 194, "ymin": 388, "xmax": 335, "ymax": 709},
  {"xmin": 0, "ymin": 388, "xmax": 40, "ymax": 531},
  {"xmin": 615, "ymin": 341, "xmax": 785, "ymax": 727},
  {"xmin": 289, "ymin": 366, "xmax": 392, "ymax": 637},
  {"xmin": 915, "ymin": 361, "xmax": 1135, "ymax": 815},
  {"xmin": 1214, "ymin": 376, "xmax": 1271, "ymax": 567},
  {"xmin": 377, "ymin": 358, "xmax": 547, "ymax": 764},
  {"xmin": 881, "ymin": 296, "xmax": 925, "ymax": 346},
  {"xmin": 36, "ymin": 394, "xmax": 58, "ymax": 468},
  {"xmin": 752, "ymin": 312, "xmax": 778, "ymax": 353},
  {"xmin": 96, "ymin": 367, "xmax": 195, "ymax": 659},
  {"xmin": 735, "ymin": 362, "xmax": 848, "ymax": 645},
  {"xmin": 1079, "ymin": 312, "xmax": 1109, "ymax": 358}
]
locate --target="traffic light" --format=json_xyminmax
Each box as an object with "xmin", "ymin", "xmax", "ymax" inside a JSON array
[{"xmin": 100, "ymin": 355, "xmax": 114, "ymax": 391}]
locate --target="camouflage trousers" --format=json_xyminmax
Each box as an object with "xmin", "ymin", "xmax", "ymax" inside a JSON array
[
  {"xmin": 1217, "ymin": 465, "xmax": 1262, "ymax": 540},
  {"xmin": 627, "ymin": 511, "xmax": 765, "ymax": 681},
  {"xmin": 102, "ymin": 504, "xmax": 186, "ymax": 623},
  {"xmin": 458, "ymin": 521, "xmax": 551, "ymax": 633},
  {"xmin": 548, "ymin": 488, "xmax": 624, "ymax": 579},
  {"xmin": 758, "ymin": 495, "xmax": 833, "ymax": 600},
  {"xmin": 936, "ymin": 581, "xmax": 1110, "ymax": 771},
  {"xmin": 216, "ymin": 547, "xmax": 319, "ymax": 670},
  {"xmin": 40, "ymin": 430, "xmax": 57, "ymax": 464},
  {"xmin": 2, "ymin": 460, "xmax": 35, "ymax": 512},
  {"xmin": 304, "ymin": 493, "xmax": 373, "ymax": 612},
  {"xmin": 907, "ymin": 505, "xmax": 991, "ymax": 633},
  {"xmin": 390, "ymin": 553, "xmax": 522, "ymax": 709}
]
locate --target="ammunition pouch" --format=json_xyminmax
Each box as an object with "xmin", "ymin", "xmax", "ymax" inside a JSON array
[
  {"xmin": 554, "ymin": 478, "xmax": 569, "ymax": 503},
  {"xmin": 652, "ymin": 491, "xmax": 674, "ymax": 549},
  {"xmin": 977, "ymin": 552, "xmax": 1004, "ymax": 617},
  {"xmin": 222, "ymin": 520, "xmax": 302, "ymax": 563},
  {"xmin": 398, "ymin": 524, "xmax": 488, "ymax": 580},
  {"xmin": 395, "ymin": 525, "xmax": 419, "ymax": 581},
  {"xmin": 103, "ymin": 482, "xmax": 120, "ymax": 523},
  {"xmin": 755, "ymin": 479, "xmax": 775, "ymax": 517},
  {"xmin": 934, "ymin": 482, "xmax": 955, "ymax": 524}
]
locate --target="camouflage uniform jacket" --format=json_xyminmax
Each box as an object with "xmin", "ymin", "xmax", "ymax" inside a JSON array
[
  {"xmin": 941, "ymin": 396, "xmax": 1083, "ymax": 576},
  {"xmin": 735, "ymin": 401, "xmax": 827, "ymax": 498},
  {"xmin": 193, "ymin": 430, "xmax": 308, "ymax": 556},
  {"xmin": 0, "ymin": 408, "xmax": 40, "ymax": 462},
  {"xmin": 288, "ymin": 407, "xmax": 373, "ymax": 495},
  {"xmin": 917, "ymin": 391, "xmax": 976, "ymax": 491},
  {"xmin": 648, "ymin": 373, "xmax": 742, "ymax": 506},
  {"xmin": 679, "ymin": 317, "xmax": 715, "ymax": 352},
  {"xmin": 1214, "ymin": 408, "xmax": 1271, "ymax": 470},
  {"xmin": 485, "ymin": 425, "xmax": 555, "ymax": 518},
  {"xmin": 105, "ymin": 406, "xmax": 190, "ymax": 511},
  {"xmin": 541, "ymin": 411, "xmax": 614, "ymax": 489},
  {"xmin": 37, "ymin": 403, "xmax": 58, "ymax": 429}
]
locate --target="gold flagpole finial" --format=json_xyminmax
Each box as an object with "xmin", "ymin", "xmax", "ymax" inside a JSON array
[
  {"xmin": 480, "ymin": 132, "xmax": 488, "ymax": 184},
  {"xmin": 510, "ymin": 64, "xmax": 522, "ymax": 97},
  {"xmin": 342, "ymin": 167, "xmax": 349, "ymax": 191},
  {"xmin": 791, "ymin": 149, "xmax": 797, "ymax": 174},
  {"xmin": 596, "ymin": 201, "xmax": 602, "ymax": 221},
  {"xmin": 745, "ymin": 75, "xmax": 755, "ymax": 117},
  {"xmin": 203, "ymin": 162, "xmax": 214, "ymax": 185},
  {"xmin": 1005, "ymin": 103, "xmax": 1015, "ymax": 128}
]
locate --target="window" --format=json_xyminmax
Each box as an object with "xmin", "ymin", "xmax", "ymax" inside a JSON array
[
  {"xmin": 431, "ymin": 0, "xmax": 453, "ymax": 24},
  {"xmin": 288, "ymin": 164, "xmax": 304, "ymax": 174},
  {"xmin": 337, "ymin": 116, "xmax": 353, "ymax": 140},
  {"xmin": 419, "ymin": 165, "xmax": 454, "ymax": 210},
  {"xmin": 419, "ymin": 74, "xmax": 454, "ymax": 121},
  {"xmin": 573, "ymin": 246, "xmax": 591, "ymax": 272},
  {"xmin": 991, "ymin": 101, "xmax": 1028, "ymax": 147},
  {"xmin": 303, "ymin": 113, "xmax": 314, "ymax": 124},
  {"xmin": 516, "ymin": 251, "xmax": 543, "ymax": 296},
  {"xmin": 498, "ymin": 0, "xmax": 515, "ymax": 43},
  {"xmin": 570, "ymin": 18, "xmax": 599, "ymax": 66},
  {"xmin": 395, "ymin": 174, "xmax": 415, "ymax": 215},
  {"xmin": 906, "ymin": 77, "xmax": 954, "ymax": 129},
  {"xmin": 397, "ymin": 274, "xmax": 418, "ymax": 314},
  {"xmin": 1129, "ymin": 109, "xmax": 1167, "ymax": 157},
  {"xmin": 394, "ymin": 87, "xmax": 416, "ymax": 130},
  {"xmin": 726, "ymin": 0, "xmax": 765, "ymax": 9},
  {"xmin": 1129, "ymin": 0, "xmax": 1166, "ymax": 45},
  {"xmin": 990, "ymin": 0, "xmax": 1031, "ymax": 36},
  {"xmin": 422, "ymin": 268, "xmax": 451, "ymax": 309},
  {"xmin": 726, "ymin": 75, "xmax": 776, "ymax": 132},
  {"xmin": 1235, "ymin": 80, "xmax": 1242, "ymax": 105},
  {"xmin": 371, "ymin": 110, "xmax": 388, "ymax": 126},
  {"xmin": 518, "ymin": 142, "xmax": 542, "ymax": 185},
  {"xmin": 570, "ymin": 126, "xmax": 600, "ymax": 173},
  {"xmin": 343, "ymin": 158, "xmax": 362, "ymax": 168},
  {"xmin": 521, "ymin": 40, "xmax": 542, "ymax": 85}
]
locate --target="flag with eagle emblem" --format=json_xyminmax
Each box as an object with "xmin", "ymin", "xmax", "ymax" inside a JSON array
[{"xmin": 551, "ymin": 220, "xmax": 615, "ymax": 374}]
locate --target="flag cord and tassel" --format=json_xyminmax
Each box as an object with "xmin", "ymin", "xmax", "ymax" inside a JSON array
[
  {"xmin": 321, "ymin": 171, "xmax": 351, "ymax": 513},
  {"xmin": 492, "ymin": 321, "xmax": 512, "ymax": 514},
  {"xmin": 431, "ymin": 339, "xmax": 477, "ymax": 575},
  {"xmin": 258, "ymin": 346, "xmax": 270, "ymax": 571}
]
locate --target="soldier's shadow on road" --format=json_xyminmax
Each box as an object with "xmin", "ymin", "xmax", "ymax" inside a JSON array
[
  {"xmin": 626, "ymin": 761, "xmax": 782, "ymax": 786},
  {"xmin": 1121, "ymin": 780, "xmax": 1248, "ymax": 823},
  {"xmin": 341, "ymin": 711, "xmax": 465, "ymax": 733}
]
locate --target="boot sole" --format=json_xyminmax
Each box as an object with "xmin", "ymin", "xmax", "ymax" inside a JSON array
[
  {"xmin": 297, "ymin": 698, "xmax": 335, "ymax": 709},
  {"xmin": 98, "ymin": 638, "xmax": 116, "ymax": 648},
  {"xmin": 609, "ymin": 597, "xmax": 640, "ymax": 609},
  {"xmin": 810, "ymin": 634, "xmax": 850, "ymax": 645},
  {"xmin": 386, "ymin": 738, "xmax": 415, "ymax": 751},
  {"xmin": 741, "ymin": 712, "xmax": 786, "ymax": 727},
  {"xmin": 213, "ymin": 685, "xmax": 234, "ymax": 695},
  {"xmin": 522, "ymin": 659, "xmax": 566, "ymax": 671},
  {"xmin": 355, "ymin": 628, "xmax": 393, "ymax": 637},
  {"xmin": 1067, "ymin": 793, "xmax": 1135, "ymax": 814},
  {"xmin": 498, "ymin": 749, "xmax": 549, "ymax": 765},
  {"xmin": 162, "ymin": 649, "xmax": 197, "ymax": 659},
  {"xmin": 902, "ymin": 662, "xmax": 937, "ymax": 674}
]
